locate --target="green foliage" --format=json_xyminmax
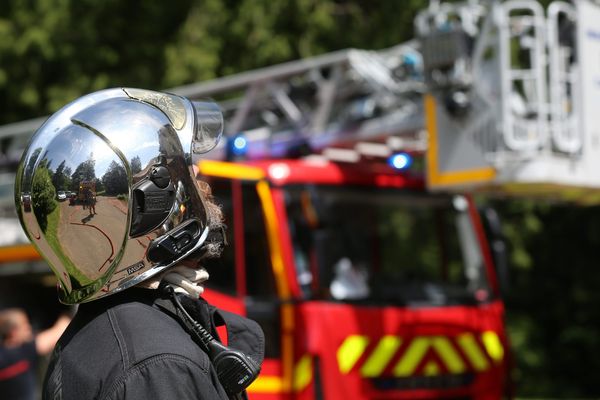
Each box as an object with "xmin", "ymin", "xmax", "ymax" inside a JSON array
[
  {"xmin": 51, "ymin": 160, "xmax": 71, "ymax": 191},
  {"xmin": 31, "ymin": 163, "xmax": 56, "ymax": 232},
  {"xmin": 0, "ymin": 0, "xmax": 194, "ymax": 122},
  {"xmin": 101, "ymin": 160, "xmax": 128, "ymax": 195},
  {"xmin": 0, "ymin": 0, "xmax": 429, "ymax": 123},
  {"xmin": 491, "ymin": 199, "xmax": 600, "ymax": 397},
  {"xmin": 43, "ymin": 203, "xmax": 90, "ymax": 287},
  {"xmin": 130, "ymin": 156, "xmax": 142, "ymax": 176}
]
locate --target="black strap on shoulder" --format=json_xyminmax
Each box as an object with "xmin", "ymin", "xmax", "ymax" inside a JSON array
[
  {"xmin": 154, "ymin": 290, "xmax": 264, "ymax": 366},
  {"xmin": 153, "ymin": 289, "xmax": 264, "ymax": 398}
]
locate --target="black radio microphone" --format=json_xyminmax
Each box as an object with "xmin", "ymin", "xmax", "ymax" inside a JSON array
[{"xmin": 163, "ymin": 285, "xmax": 261, "ymax": 395}]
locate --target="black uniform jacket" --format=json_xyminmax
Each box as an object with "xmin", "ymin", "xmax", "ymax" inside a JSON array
[{"xmin": 42, "ymin": 288, "xmax": 264, "ymax": 400}]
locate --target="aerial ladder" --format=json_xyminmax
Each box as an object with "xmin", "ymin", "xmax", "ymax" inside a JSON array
[
  {"xmin": 0, "ymin": 39, "xmax": 426, "ymax": 190},
  {"xmin": 167, "ymin": 40, "xmax": 427, "ymax": 163}
]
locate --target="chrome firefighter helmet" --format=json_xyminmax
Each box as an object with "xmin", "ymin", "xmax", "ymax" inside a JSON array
[{"xmin": 15, "ymin": 88, "xmax": 224, "ymax": 304}]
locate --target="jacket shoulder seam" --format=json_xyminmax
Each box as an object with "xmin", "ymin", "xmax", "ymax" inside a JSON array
[{"xmin": 107, "ymin": 308, "xmax": 129, "ymax": 370}]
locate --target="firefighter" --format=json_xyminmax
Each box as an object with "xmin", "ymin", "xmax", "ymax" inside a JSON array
[
  {"xmin": 0, "ymin": 308, "xmax": 71, "ymax": 400},
  {"xmin": 83, "ymin": 186, "xmax": 96, "ymax": 215},
  {"xmin": 15, "ymin": 88, "xmax": 264, "ymax": 400}
]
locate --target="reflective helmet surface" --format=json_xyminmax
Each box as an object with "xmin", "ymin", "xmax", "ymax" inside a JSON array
[{"xmin": 15, "ymin": 88, "xmax": 223, "ymax": 304}]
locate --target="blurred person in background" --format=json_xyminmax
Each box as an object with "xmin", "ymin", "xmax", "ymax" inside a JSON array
[{"xmin": 0, "ymin": 308, "xmax": 71, "ymax": 400}]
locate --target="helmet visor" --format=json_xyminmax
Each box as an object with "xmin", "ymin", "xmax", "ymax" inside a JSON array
[{"xmin": 191, "ymin": 101, "xmax": 223, "ymax": 159}]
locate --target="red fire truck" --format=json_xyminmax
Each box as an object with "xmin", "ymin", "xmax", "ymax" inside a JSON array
[
  {"xmin": 0, "ymin": 154, "xmax": 511, "ymax": 400},
  {"xmin": 0, "ymin": 155, "xmax": 510, "ymax": 400},
  {"xmin": 197, "ymin": 157, "xmax": 510, "ymax": 400}
]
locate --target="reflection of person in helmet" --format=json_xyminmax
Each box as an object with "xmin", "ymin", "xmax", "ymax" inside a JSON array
[
  {"xmin": 15, "ymin": 88, "xmax": 264, "ymax": 400},
  {"xmin": 83, "ymin": 186, "xmax": 96, "ymax": 215}
]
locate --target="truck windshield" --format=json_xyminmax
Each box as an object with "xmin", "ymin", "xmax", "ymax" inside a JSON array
[{"xmin": 285, "ymin": 186, "xmax": 492, "ymax": 306}]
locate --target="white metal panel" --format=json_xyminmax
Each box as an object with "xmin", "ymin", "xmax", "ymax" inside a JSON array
[
  {"xmin": 577, "ymin": 0, "xmax": 600, "ymax": 176},
  {"xmin": 547, "ymin": 1, "xmax": 580, "ymax": 154},
  {"xmin": 498, "ymin": 0, "xmax": 548, "ymax": 153}
]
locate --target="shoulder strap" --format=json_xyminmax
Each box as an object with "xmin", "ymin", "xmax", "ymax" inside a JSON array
[
  {"xmin": 153, "ymin": 293, "xmax": 264, "ymax": 400},
  {"xmin": 154, "ymin": 294, "xmax": 264, "ymax": 366}
]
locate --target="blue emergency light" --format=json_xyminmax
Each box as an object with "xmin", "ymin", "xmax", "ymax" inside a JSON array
[
  {"xmin": 388, "ymin": 152, "xmax": 412, "ymax": 170},
  {"xmin": 228, "ymin": 134, "xmax": 248, "ymax": 157}
]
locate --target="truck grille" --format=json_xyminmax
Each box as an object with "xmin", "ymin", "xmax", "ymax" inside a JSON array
[{"xmin": 370, "ymin": 373, "xmax": 474, "ymax": 391}]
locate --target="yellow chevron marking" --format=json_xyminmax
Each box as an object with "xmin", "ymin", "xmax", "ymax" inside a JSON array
[
  {"xmin": 457, "ymin": 333, "xmax": 489, "ymax": 371},
  {"xmin": 431, "ymin": 336, "xmax": 466, "ymax": 374},
  {"xmin": 481, "ymin": 331, "xmax": 504, "ymax": 363},
  {"xmin": 293, "ymin": 355, "xmax": 313, "ymax": 391},
  {"xmin": 393, "ymin": 337, "xmax": 430, "ymax": 377},
  {"xmin": 248, "ymin": 355, "xmax": 313, "ymax": 394},
  {"xmin": 247, "ymin": 375, "xmax": 283, "ymax": 393},
  {"xmin": 338, "ymin": 332, "xmax": 499, "ymax": 379},
  {"xmin": 360, "ymin": 336, "xmax": 402, "ymax": 377},
  {"xmin": 337, "ymin": 335, "xmax": 369, "ymax": 374},
  {"xmin": 423, "ymin": 360, "xmax": 441, "ymax": 376}
]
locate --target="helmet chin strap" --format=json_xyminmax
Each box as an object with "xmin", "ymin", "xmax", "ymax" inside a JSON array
[{"xmin": 162, "ymin": 266, "xmax": 209, "ymax": 298}]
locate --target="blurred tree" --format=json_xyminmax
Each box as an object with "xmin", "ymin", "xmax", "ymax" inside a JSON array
[
  {"xmin": 0, "ymin": 0, "xmax": 195, "ymax": 123},
  {"xmin": 213, "ymin": 0, "xmax": 424, "ymax": 77},
  {"xmin": 162, "ymin": 0, "xmax": 226, "ymax": 87},
  {"xmin": 492, "ymin": 199, "xmax": 600, "ymax": 397},
  {"xmin": 0, "ymin": 0, "xmax": 428, "ymax": 123},
  {"xmin": 101, "ymin": 160, "xmax": 128, "ymax": 195},
  {"xmin": 130, "ymin": 156, "xmax": 142, "ymax": 175},
  {"xmin": 51, "ymin": 160, "xmax": 71, "ymax": 191}
]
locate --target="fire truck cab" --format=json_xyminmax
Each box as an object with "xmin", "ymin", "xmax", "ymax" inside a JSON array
[
  {"xmin": 198, "ymin": 158, "xmax": 509, "ymax": 400},
  {"xmin": 78, "ymin": 180, "xmax": 96, "ymax": 203}
]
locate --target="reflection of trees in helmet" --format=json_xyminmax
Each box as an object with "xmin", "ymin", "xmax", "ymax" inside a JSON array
[
  {"xmin": 23, "ymin": 148, "xmax": 42, "ymax": 190},
  {"xmin": 102, "ymin": 160, "xmax": 128, "ymax": 195},
  {"xmin": 52, "ymin": 160, "xmax": 72, "ymax": 191},
  {"xmin": 30, "ymin": 158, "xmax": 90, "ymax": 289},
  {"xmin": 131, "ymin": 156, "xmax": 142, "ymax": 175},
  {"xmin": 31, "ymin": 160, "xmax": 57, "ymax": 232}
]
